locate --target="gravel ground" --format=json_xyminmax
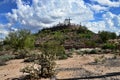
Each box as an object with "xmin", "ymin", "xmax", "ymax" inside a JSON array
[{"xmin": 0, "ymin": 53, "xmax": 120, "ymax": 80}]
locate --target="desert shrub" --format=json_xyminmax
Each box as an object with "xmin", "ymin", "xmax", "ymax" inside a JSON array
[
  {"xmin": 79, "ymin": 34, "xmax": 92, "ymax": 39},
  {"xmin": 21, "ymin": 64, "xmax": 40, "ymax": 79},
  {"xmin": 15, "ymin": 49, "xmax": 29, "ymax": 59},
  {"xmin": 94, "ymin": 55, "xmax": 105, "ymax": 63},
  {"xmin": 83, "ymin": 50, "xmax": 89, "ymax": 54},
  {"xmin": 38, "ymin": 54, "xmax": 56, "ymax": 78},
  {"xmin": 70, "ymin": 48, "xmax": 75, "ymax": 52},
  {"xmin": 98, "ymin": 31, "xmax": 117, "ymax": 43},
  {"xmin": 56, "ymin": 47, "xmax": 67, "ymax": 60},
  {"xmin": 22, "ymin": 57, "xmax": 56, "ymax": 79},
  {"xmin": 0, "ymin": 46, "xmax": 3, "ymax": 51},
  {"xmin": 0, "ymin": 54, "xmax": 15, "ymax": 62},
  {"xmin": 94, "ymin": 57, "xmax": 99, "ymax": 63},
  {"xmin": 40, "ymin": 41, "xmax": 67, "ymax": 60},
  {"xmin": 66, "ymin": 52, "xmax": 73, "ymax": 58},
  {"xmin": 102, "ymin": 43, "xmax": 117, "ymax": 50},
  {"xmin": 2, "ymin": 45, "xmax": 12, "ymax": 51},
  {"xmin": 85, "ymin": 41, "xmax": 96, "ymax": 48},
  {"xmin": 4, "ymin": 29, "xmax": 35, "ymax": 50},
  {"xmin": 76, "ymin": 51, "xmax": 84, "ymax": 56},
  {"xmin": 0, "ymin": 54, "xmax": 15, "ymax": 66},
  {"xmin": 77, "ymin": 26, "xmax": 92, "ymax": 34},
  {"xmin": 24, "ymin": 51, "xmax": 41, "ymax": 62},
  {"xmin": 53, "ymin": 31, "xmax": 65, "ymax": 44},
  {"xmin": 89, "ymin": 50, "xmax": 97, "ymax": 54},
  {"xmin": 59, "ymin": 54, "xmax": 68, "ymax": 60},
  {"xmin": 21, "ymin": 41, "xmax": 58, "ymax": 79}
]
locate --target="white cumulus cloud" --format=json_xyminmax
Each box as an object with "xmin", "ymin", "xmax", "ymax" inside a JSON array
[
  {"xmin": 90, "ymin": 0, "xmax": 120, "ymax": 7},
  {"xmin": 6, "ymin": 0, "xmax": 94, "ymax": 31},
  {"xmin": 0, "ymin": 0, "xmax": 120, "ymax": 38},
  {"xmin": 103, "ymin": 12, "xmax": 120, "ymax": 33},
  {"xmin": 84, "ymin": 12, "xmax": 120, "ymax": 34},
  {"xmin": 88, "ymin": 4, "xmax": 108, "ymax": 12},
  {"xmin": 0, "ymin": 23, "xmax": 11, "ymax": 39},
  {"xmin": 84, "ymin": 21, "xmax": 106, "ymax": 33}
]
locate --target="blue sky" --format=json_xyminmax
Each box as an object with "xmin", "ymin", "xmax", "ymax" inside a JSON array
[{"xmin": 0, "ymin": 0, "xmax": 120, "ymax": 40}]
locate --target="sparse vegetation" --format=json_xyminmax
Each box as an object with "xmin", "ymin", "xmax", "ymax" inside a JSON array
[
  {"xmin": 15, "ymin": 49, "xmax": 30, "ymax": 59},
  {"xmin": 1, "ymin": 21, "xmax": 120, "ymax": 80},
  {"xmin": 21, "ymin": 64, "xmax": 40, "ymax": 79},
  {"xmin": 94, "ymin": 55, "xmax": 106, "ymax": 63},
  {"xmin": 89, "ymin": 50, "xmax": 97, "ymax": 54},
  {"xmin": 21, "ymin": 41, "xmax": 62, "ymax": 79},
  {"xmin": 24, "ymin": 51, "xmax": 41, "ymax": 62},
  {"xmin": 0, "ymin": 54, "xmax": 15, "ymax": 66},
  {"xmin": 77, "ymin": 51, "xmax": 84, "ymax": 56},
  {"xmin": 102, "ymin": 43, "xmax": 117, "ymax": 50},
  {"xmin": 98, "ymin": 31, "xmax": 117, "ymax": 43},
  {"xmin": 4, "ymin": 29, "xmax": 35, "ymax": 50}
]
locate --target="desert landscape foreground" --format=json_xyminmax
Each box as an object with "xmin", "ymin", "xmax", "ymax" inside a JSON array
[{"xmin": 0, "ymin": 53, "xmax": 120, "ymax": 80}]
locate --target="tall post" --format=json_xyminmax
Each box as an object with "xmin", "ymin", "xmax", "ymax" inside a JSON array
[
  {"xmin": 0, "ymin": 33, "xmax": 2, "ymax": 40},
  {"xmin": 68, "ymin": 17, "xmax": 72, "ymax": 25},
  {"xmin": 0, "ymin": 33, "xmax": 3, "ymax": 44},
  {"xmin": 119, "ymin": 32, "xmax": 120, "ymax": 39}
]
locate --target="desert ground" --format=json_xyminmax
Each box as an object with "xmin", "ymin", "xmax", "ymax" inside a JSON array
[{"xmin": 0, "ymin": 53, "xmax": 120, "ymax": 80}]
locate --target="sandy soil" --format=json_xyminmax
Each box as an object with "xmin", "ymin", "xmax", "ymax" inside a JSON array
[{"xmin": 0, "ymin": 54, "xmax": 120, "ymax": 80}]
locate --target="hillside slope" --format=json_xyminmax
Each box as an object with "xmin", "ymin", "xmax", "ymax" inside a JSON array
[{"xmin": 35, "ymin": 24, "xmax": 100, "ymax": 49}]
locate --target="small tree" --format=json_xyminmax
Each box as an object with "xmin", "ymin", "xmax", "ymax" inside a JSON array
[
  {"xmin": 4, "ymin": 29, "xmax": 35, "ymax": 50},
  {"xmin": 98, "ymin": 31, "xmax": 117, "ymax": 43}
]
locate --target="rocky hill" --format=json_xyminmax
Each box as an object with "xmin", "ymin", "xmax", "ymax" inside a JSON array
[{"xmin": 35, "ymin": 22, "xmax": 100, "ymax": 49}]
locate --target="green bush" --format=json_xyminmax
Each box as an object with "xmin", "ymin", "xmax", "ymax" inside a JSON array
[
  {"xmin": 0, "ymin": 54, "xmax": 15, "ymax": 66},
  {"xmin": 4, "ymin": 29, "xmax": 35, "ymax": 50},
  {"xmin": 0, "ymin": 46, "xmax": 3, "ymax": 51},
  {"xmin": 15, "ymin": 49, "xmax": 29, "ymax": 59},
  {"xmin": 76, "ymin": 51, "xmax": 84, "ymax": 56},
  {"xmin": 21, "ymin": 41, "xmax": 59, "ymax": 79},
  {"xmin": 41, "ymin": 41, "xmax": 67, "ymax": 60},
  {"xmin": 98, "ymin": 31, "xmax": 117, "ymax": 43},
  {"xmin": 83, "ymin": 50, "xmax": 89, "ymax": 54},
  {"xmin": 24, "ymin": 52, "xmax": 40, "ymax": 62},
  {"xmin": 102, "ymin": 43, "xmax": 117, "ymax": 50},
  {"xmin": 89, "ymin": 50, "xmax": 97, "ymax": 54},
  {"xmin": 59, "ymin": 54, "xmax": 68, "ymax": 60},
  {"xmin": 54, "ymin": 31, "xmax": 65, "ymax": 43},
  {"xmin": 71, "ymin": 48, "xmax": 75, "ymax": 52},
  {"xmin": 85, "ymin": 41, "xmax": 96, "ymax": 48},
  {"xmin": 79, "ymin": 34, "xmax": 92, "ymax": 39},
  {"xmin": 0, "ymin": 54, "xmax": 15, "ymax": 62}
]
